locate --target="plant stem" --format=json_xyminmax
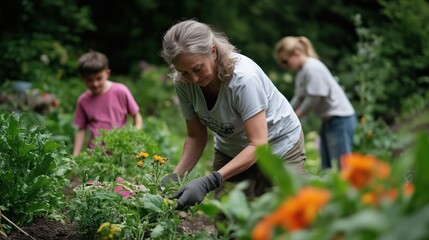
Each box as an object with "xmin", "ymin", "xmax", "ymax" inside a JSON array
[{"xmin": 0, "ymin": 212, "xmax": 37, "ymax": 240}]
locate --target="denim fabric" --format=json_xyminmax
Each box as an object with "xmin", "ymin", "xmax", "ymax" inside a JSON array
[{"xmin": 320, "ymin": 115, "xmax": 357, "ymax": 169}]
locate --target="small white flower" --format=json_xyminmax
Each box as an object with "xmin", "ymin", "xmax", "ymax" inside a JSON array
[{"xmin": 40, "ymin": 54, "xmax": 50, "ymax": 64}]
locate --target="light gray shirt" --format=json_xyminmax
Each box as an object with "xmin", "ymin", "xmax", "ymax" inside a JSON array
[
  {"xmin": 175, "ymin": 53, "xmax": 301, "ymax": 158},
  {"xmin": 291, "ymin": 58, "xmax": 355, "ymax": 118}
]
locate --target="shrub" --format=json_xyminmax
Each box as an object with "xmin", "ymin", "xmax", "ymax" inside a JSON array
[{"xmin": 0, "ymin": 112, "xmax": 74, "ymax": 226}]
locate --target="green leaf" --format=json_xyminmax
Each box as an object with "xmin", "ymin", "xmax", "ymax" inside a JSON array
[
  {"xmin": 195, "ymin": 202, "xmax": 222, "ymax": 218},
  {"xmin": 150, "ymin": 224, "xmax": 165, "ymax": 239},
  {"xmin": 25, "ymin": 176, "xmax": 51, "ymax": 201},
  {"xmin": 5, "ymin": 113, "xmax": 20, "ymax": 139},
  {"xmin": 42, "ymin": 140, "xmax": 61, "ymax": 153},
  {"xmin": 25, "ymin": 155, "xmax": 54, "ymax": 183},
  {"xmin": 141, "ymin": 194, "xmax": 163, "ymax": 213},
  {"xmin": 328, "ymin": 209, "xmax": 389, "ymax": 236},
  {"xmin": 17, "ymin": 141, "xmax": 36, "ymax": 157},
  {"xmin": 222, "ymin": 184, "xmax": 250, "ymax": 221},
  {"xmin": 408, "ymin": 132, "xmax": 429, "ymax": 209},
  {"xmin": 379, "ymin": 206, "xmax": 429, "ymax": 240},
  {"xmin": 255, "ymin": 145, "xmax": 296, "ymax": 197}
]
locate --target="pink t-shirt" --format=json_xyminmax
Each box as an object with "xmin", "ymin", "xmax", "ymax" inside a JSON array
[{"xmin": 73, "ymin": 82, "xmax": 140, "ymax": 148}]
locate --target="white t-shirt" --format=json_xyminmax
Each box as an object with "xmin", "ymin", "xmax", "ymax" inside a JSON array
[
  {"xmin": 291, "ymin": 58, "xmax": 355, "ymax": 118},
  {"xmin": 174, "ymin": 53, "xmax": 301, "ymax": 158}
]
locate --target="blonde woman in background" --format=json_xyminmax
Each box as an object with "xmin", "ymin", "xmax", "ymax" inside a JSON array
[{"xmin": 275, "ymin": 36, "xmax": 356, "ymax": 170}]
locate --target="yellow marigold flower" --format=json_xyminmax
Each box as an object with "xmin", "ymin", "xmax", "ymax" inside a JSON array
[
  {"xmin": 97, "ymin": 222, "xmax": 111, "ymax": 233},
  {"xmin": 153, "ymin": 154, "xmax": 164, "ymax": 162},
  {"xmin": 367, "ymin": 130, "xmax": 373, "ymax": 138},
  {"xmin": 97, "ymin": 222, "xmax": 122, "ymax": 240},
  {"xmin": 139, "ymin": 152, "xmax": 149, "ymax": 158},
  {"xmin": 360, "ymin": 116, "xmax": 366, "ymax": 125},
  {"xmin": 154, "ymin": 155, "xmax": 168, "ymax": 164},
  {"xmin": 137, "ymin": 160, "xmax": 144, "ymax": 167},
  {"xmin": 109, "ymin": 223, "xmax": 122, "ymax": 234},
  {"xmin": 340, "ymin": 153, "xmax": 390, "ymax": 189}
]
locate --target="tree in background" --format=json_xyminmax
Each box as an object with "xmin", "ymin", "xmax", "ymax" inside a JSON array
[{"xmin": 0, "ymin": 0, "xmax": 95, "ymax": 83}]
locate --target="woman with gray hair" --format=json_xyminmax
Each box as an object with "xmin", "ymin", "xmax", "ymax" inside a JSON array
[{"xmin": 160, "ymin": 19, "xmax": 306, "ymax": 210}]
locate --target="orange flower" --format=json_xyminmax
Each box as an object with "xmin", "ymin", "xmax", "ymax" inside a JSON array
[
  {"xmin": 360, "ymin": 116, "xmax": 366, "ymax": 125},
  {"xmin": 136, "ymin": 152, "xmax": 149, "ymax": 159},
  {"xmin": 137, "ymin": 160, "xmax": 143, "ymax": 167},
  {"xmin": 361, "ymin": 192, "xmax": 378, "ymax": 205},
  {"xmin": 384, "ymin": 189, "xmax": 398, "ymax": 201},
  {"xmin": 367, "ymin": 130, "xmax": 373, "ymax": 138},
  {"xmin": 341, "ymin": 153, "xmax": 390, "ymax": 189},
  {"xmin": 154, "ymin": 155, "xmax": 167, "ymax": 164},
  {"xmin": 278, "ymin": 187, "xmax": 331, "ymax": 231},
  {"xmin": 252, "ymin": 187, "xmax": 331, "ymax": 238},
  {"xmin": 361, "ymin": 189, "xmax": 398, "ymax": 206},
  {"xmin": 403, "ymin": 182, "xmax": 415, "ymax": 197},
  {"xmin": 251, "ymin": 219, "xmax": 274, "ymax": 240}
]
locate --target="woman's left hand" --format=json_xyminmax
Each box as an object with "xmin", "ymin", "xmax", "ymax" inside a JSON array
[{"xmin": 170, "ymin": 171, "xmax": 222, "ymax": 209}]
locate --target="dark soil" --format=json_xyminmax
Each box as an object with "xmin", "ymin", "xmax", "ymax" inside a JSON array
[
  {"xmin": 1, "ymin": 217, "xmax": 79, "ymax": 240},
  {"xmin": 177, "ymin": 211, "xmax": 217, "ymax": 236},
  {"xmin": 1, "ymin": 213, "xmax": 216, "ymax": 240}
]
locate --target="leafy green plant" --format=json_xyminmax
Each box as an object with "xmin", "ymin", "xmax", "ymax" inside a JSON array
[
  {"xmin": 340, "ymin": 14, "xmax": 393, "ymax": 120},
  {"xmin": 0, "ymin": 112, "xmax": 74, "ymax": 226},
  {"xmin": 199, "ymin": 132, "xmax": 429, "ymax": 240},
  {"xmin": 69, "ymin": 185, "xmax": 126, "ymax": 240},
  {"xmin": 69, "ymin": 174, "xmax": 209, "ymax": 239},
  {"xmin": 73, "ymin": 125, "xmax": 160, "ymax": 182},
  {"xmin": 353, "ymin": 115, "xmax": 399, "ymax": 160}
]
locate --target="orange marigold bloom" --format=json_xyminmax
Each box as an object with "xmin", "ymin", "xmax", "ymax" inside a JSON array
[
  {"xmin": 403, "ymin": 182, "xmax": 415, "ymax": 197},
  {"xmin": 154, "ymin": 155, "xmax": 166, "ymax": 163},
  {"xmin": 361, "ymin": 192, "xmax": 378, "ymax": 205},
  {"xmin": 361, "ymin": 189, "xmax": 398, "ymax": 206},
  {"xmin": 341, "ymin": 153, "xmax": 390, "ymax": 189},
  {"xmin": 251, "ymin": 187, "xmax": 331, "ymax": 237},
  {"xmin": 279, "ymin": 187, "xmax": 331, "ymax": 231},
  {"xmin": 367, "ymin": 130, "xmax": 373, "ymax": 138},
  {"xmin": 384, "ymin": 189, "xmax": 398, "ymax": 201},
  {"xmin": 136, "ymin": 152, "xmax": 149, "ymax": 159},
  {"xmin": 360, "ymin": 116, "xmax": 366, "ymax": 125},
  {"xmin": 251, "ymin": 219, "xmax": 274, "ymax": 240},
  {"xmin": 137, "ymin": 160, "xmax": 144, "ymax": 167}
]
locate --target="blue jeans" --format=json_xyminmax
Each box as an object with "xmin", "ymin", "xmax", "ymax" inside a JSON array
[{"xmin": 320, "ymin": 115, "xmax": 357, "ymax": 169}]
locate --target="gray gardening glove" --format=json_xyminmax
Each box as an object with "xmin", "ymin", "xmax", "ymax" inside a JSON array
[
  {"xmin": 161, "ymin": 173, "xmax": 180, "ymax": 188},
  {"xmin": 170, "ymin": 172, "xmax": 222, "ymax": 210}
]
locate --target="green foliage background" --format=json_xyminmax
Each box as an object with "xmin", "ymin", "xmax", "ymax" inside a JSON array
[
  {"xmin": 1, "ymin": 1, "xmax": 429, "ymax": 237},
  {"xmin": 1, "ymin": 0, "xmax": 428, "ymax": 121}
]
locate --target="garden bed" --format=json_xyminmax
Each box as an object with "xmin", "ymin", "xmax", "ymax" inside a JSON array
[
  {"xmin": 2, "ymin": 213, "xmax": 216, "ymax": 240},
  {"xmin": 2, "ymin": 217, "xmax": 79, "ymax": 240}
]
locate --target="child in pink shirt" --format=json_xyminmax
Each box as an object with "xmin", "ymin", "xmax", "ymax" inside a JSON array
[{"xmin": 72, "ymin": 51, "xmax": 143, "ymax": 156}]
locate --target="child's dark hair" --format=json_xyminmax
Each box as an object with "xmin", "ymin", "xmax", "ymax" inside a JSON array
[{"xmin": 77, "ymin": 51, "xmax": 109, "ymax": 77}]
